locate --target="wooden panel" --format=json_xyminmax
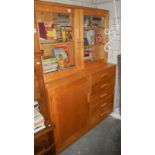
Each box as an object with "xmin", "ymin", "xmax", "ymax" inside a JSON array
[
  {"xmin": 91, "ymin": 65, "xmax": 116, "ymax": 86},
  {"xmin": 34, "ymin": 52, "xmax": 49, "ymax": 122},
  {"xmin": 34, "ymin": 52, "xmax": 56, "ymax": 155},
  {"xmin": 34, "ymin": 12, "xmax": 40, "ymax": 52},
  {"xmin": 34, "ymin": 70, "xmax": 40, "ymax": 101},
  {"xmin": 46, "ymin": 74, "xmax": 90, "ymax": 150},
  {"xmin": 83, "ymin": 8, "xmax": 108, "ymax": 17},
  {"xmin": 35, "ymin": 3, "xmax": 74, "ymax": 14}
]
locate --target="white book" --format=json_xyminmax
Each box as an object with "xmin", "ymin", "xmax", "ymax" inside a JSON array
[
  {"xmin": 34, "ymin": 101, "xmax": 38, "ymax": 106},
  {"xmin": 34, "ymin": 125, "xmax": 46, "ymax": 134}
]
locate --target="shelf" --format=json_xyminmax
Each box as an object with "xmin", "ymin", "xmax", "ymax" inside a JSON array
[
  {"xmin": 44, "ymin": 66, "xmax": 79, "ymax": 83},
  {"xmin": 40, "ymin": 40, "xmax": 74, "ymax": 46},
  {"xmin": 84, "ymin": 27, "xmax": 105, "ymax": 31},
  {"xmin": 35, "ymin": 125, "xmax": 54, "ymax": 140}
]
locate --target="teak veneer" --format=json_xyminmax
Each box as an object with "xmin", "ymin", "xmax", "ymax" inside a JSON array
[{"xmin": 34, "ymin": 1, "xmax": 116, "ymax": 153}]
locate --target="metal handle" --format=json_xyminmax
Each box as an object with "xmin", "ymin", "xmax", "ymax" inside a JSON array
[
  {"xmin": 101, "ymin": 74, "xmax": 108, "ymax": 79},
  {"xmin": 100, "ymin": 111, "xmax": 106, "ymax": 117},
  {"xmin": 100, "ymin": 93, "xmax": 107, "ymax": 98},
  {"xmin": 100, "ymin": 84, "xmax": 108, "ymax": 89},
  {"xmin": 100, "ymin": 102, "xmax": 107, "ymax": 108}
]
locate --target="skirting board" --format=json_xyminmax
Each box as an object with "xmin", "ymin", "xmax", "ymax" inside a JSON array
[{"xmin": 110, "ymin": 108, "xmax": 121, "ymax": 120}]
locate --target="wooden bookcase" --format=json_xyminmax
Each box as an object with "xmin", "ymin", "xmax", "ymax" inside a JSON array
[
  {"xmin": 34, "ymin": 1, "xmax": 116, "ymax": 153},
  {"xmin": 34, "ymin": 52, "xmax": 56, "ymax": 155}
]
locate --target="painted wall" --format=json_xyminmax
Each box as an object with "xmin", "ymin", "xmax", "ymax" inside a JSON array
[
  {"xmin": 41, "ymin": 0, "xmax": 96, "ymax": 7},
  {"xmin": 97, "ymin": 0, "xmax": 121, "ymax": 112}
]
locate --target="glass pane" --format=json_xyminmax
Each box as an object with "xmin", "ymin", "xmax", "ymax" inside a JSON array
[
  {"xmin": 36, "ymin": 11, "xmax": 75, "ymax": 74},
  {"xmin": 83, "ymin": 15, "xmax": 106, "ymax": 63}
]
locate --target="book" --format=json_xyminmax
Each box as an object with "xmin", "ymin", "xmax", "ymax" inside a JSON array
[
  {"xmin": 34, "ymin": 101, "xmax": 38, "ymax": 106},
  {"xmin": 34, "ymin": 108, "xmax": 45, "ymax": 134},
  {"xmin": 34, "ymin": 117, "xmax": 44, "ymax": 126},
  {"xmin": 42, "ymin": 57, "xmax": 58, "ymax": 73},
  {"xmin": 34, "ymin": 109, "xmax": 44, "ymax": 120},
  {"xmin": 52, "ymin": 47, "xmax": 68, "ymax": 68},
  {"xmin": 34, "ymin": 124, "xmax": 46, "ymax": 133},
  {"xmin": 46, "ymin": 29, "xmax": 57, "ymax": 40},
  {"xmin": 34, "ymin": 120, "xmax": 45, "ymax": 128},
  {"xmin": 38, "ymin": 22, "xmax": 47, "ymax": 39},
  {"xmin": 84, "ymin": 30, "xmax": 95, "ymax": 45}
]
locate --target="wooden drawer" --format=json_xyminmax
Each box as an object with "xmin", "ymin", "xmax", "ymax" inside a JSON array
[
  {"xmin": 99, "ymin": 96, "xmax": 114, "ymax": 114},
  {"xmin": 91, "ymin": 87, "xmax": 114, "ymax": 107},
  {"xmin": 91, "ymin": 76, "xmax": 115, "ymax": 95},
  {"xmin": 91, "ymin": 66, "xmax": 116, "ymax": 86},
  {"xmin": 91, "ymin": 95, "xmax": 114, "ymax": 114},
  {"xmin": 90, "ymin": 96, "xmax": 114, "ymax": 126},
  {"xmin": 90, "ymin": 106, "xmax": 107, "ymax": 127}
]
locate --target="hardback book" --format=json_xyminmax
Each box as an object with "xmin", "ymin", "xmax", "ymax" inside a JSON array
[
  {"xmin": 52, "ymin": 47, "xmax": 68, "ymax": 68},
  {"xmin": 38, "ymin": 22, "xmax": 47, "ymax": 39}
]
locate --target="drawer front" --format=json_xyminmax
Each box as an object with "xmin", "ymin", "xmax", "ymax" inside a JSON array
[
  {"xmin": 91, "ymin": 87, "xmax": 114, "ymax": 107},
  {"xmin": 90, "ymin": 96, "xmax": 114, "ymax": 126},
  {"xmin": 99, "ymin": 96, "xmax": 114, "ymax": 114},
  {"xmin": 91, "ymin": 76, "xmax": 115, "ymax": 95},
  {"xmin": 91, "ymin": 66, "xmax": 116, "ymax": 86}
]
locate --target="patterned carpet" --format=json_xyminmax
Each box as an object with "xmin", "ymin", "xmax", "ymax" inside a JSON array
[{"xmin": 59, "ymin": 116, "xmax": 121, "ymax": 155}]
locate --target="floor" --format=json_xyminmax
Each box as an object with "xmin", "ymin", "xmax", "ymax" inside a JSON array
[{"xmin": 59, "ymin": 116, "xmax": 121, "ymax": 155}]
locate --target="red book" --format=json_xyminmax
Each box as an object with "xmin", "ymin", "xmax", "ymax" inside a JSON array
[{"xmin": 38, "ymin": 22, "xmax": 47, "ymax": 39}]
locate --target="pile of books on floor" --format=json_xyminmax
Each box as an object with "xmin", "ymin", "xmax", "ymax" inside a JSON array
[
  {"xmin": 42, "ymin": 57, "xmax": 58, "ymax": 73},
  {"xmin": 34, "ymin": 108, "xmax": 45, "ymax": 133}
]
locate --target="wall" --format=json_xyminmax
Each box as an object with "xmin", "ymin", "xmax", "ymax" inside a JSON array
[
  {"xmin": 41, "ymin": 0, "xmax": 96, "ymax": 7},
  {"xmin": 97, "ymin": 0, "xmax": 121, "ymax": 113}
]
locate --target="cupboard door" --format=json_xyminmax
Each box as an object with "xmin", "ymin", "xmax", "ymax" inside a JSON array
[{"xmin": 48, "ymin": 75, "xmax": 90, "ymax": 148}]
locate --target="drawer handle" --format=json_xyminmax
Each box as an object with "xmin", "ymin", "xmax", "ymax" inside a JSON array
[
  {"xmin": 100, "ymin": 93, "xmax": 107, "ymax": 98},
  {"xmin": 101, "ymin": 74, "xmax": 108, "ymax": 79},
  {"xmin": 100, "ymin": 102, "xmax": 107, "ymax": 108},
  {"xmin": 100, "ymin": 112, "xmax": 106, "ymax": 117},
  {"xmin": 100, "ymin": 84, "xmax": 108, "ymax": 89}
]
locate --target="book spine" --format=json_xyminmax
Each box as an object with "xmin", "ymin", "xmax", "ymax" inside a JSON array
[{"xmin": 34, "ymin": 125, "xmax": 46, "ymax": 133}]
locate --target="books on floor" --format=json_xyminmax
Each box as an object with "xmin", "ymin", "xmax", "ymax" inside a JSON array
[{"xmin": 34, "ymin": 108, "xmax": 45, "ymax": 133}]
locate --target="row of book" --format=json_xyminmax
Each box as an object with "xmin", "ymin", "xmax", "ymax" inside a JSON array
[
  {"xmin": 34, "ymin": 107, "xmax": 45, "ymax": 133},
  {"xmin": 38, "ymin": 21, "xmax": 73, "ymax": 44},
  {"xmin": 42, "ymin": 57, "xmax": 58, "ymax": 73},
  {"xmin": 84, "ymin": 30, "xmax": 103, "ymax": 46},
  {"xmin": 84, "ymin": 16, "xmax": 102, "ymax": 27},
  {"xmin": 42, "ymin": 46, "xmax": 70, "ymax": 73}
]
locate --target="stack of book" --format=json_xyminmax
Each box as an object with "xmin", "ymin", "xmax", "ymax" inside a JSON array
[
  {"xmin": 42, "ymin": 57, "xmax": 58, "ymax": 73},
  {"xmin": 34, "ymin": 101, "xmax": 39, "ymax": 111},
  {"xmin": 34, "ymin": 108, "xmax": 45, "ymax": 133}
]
